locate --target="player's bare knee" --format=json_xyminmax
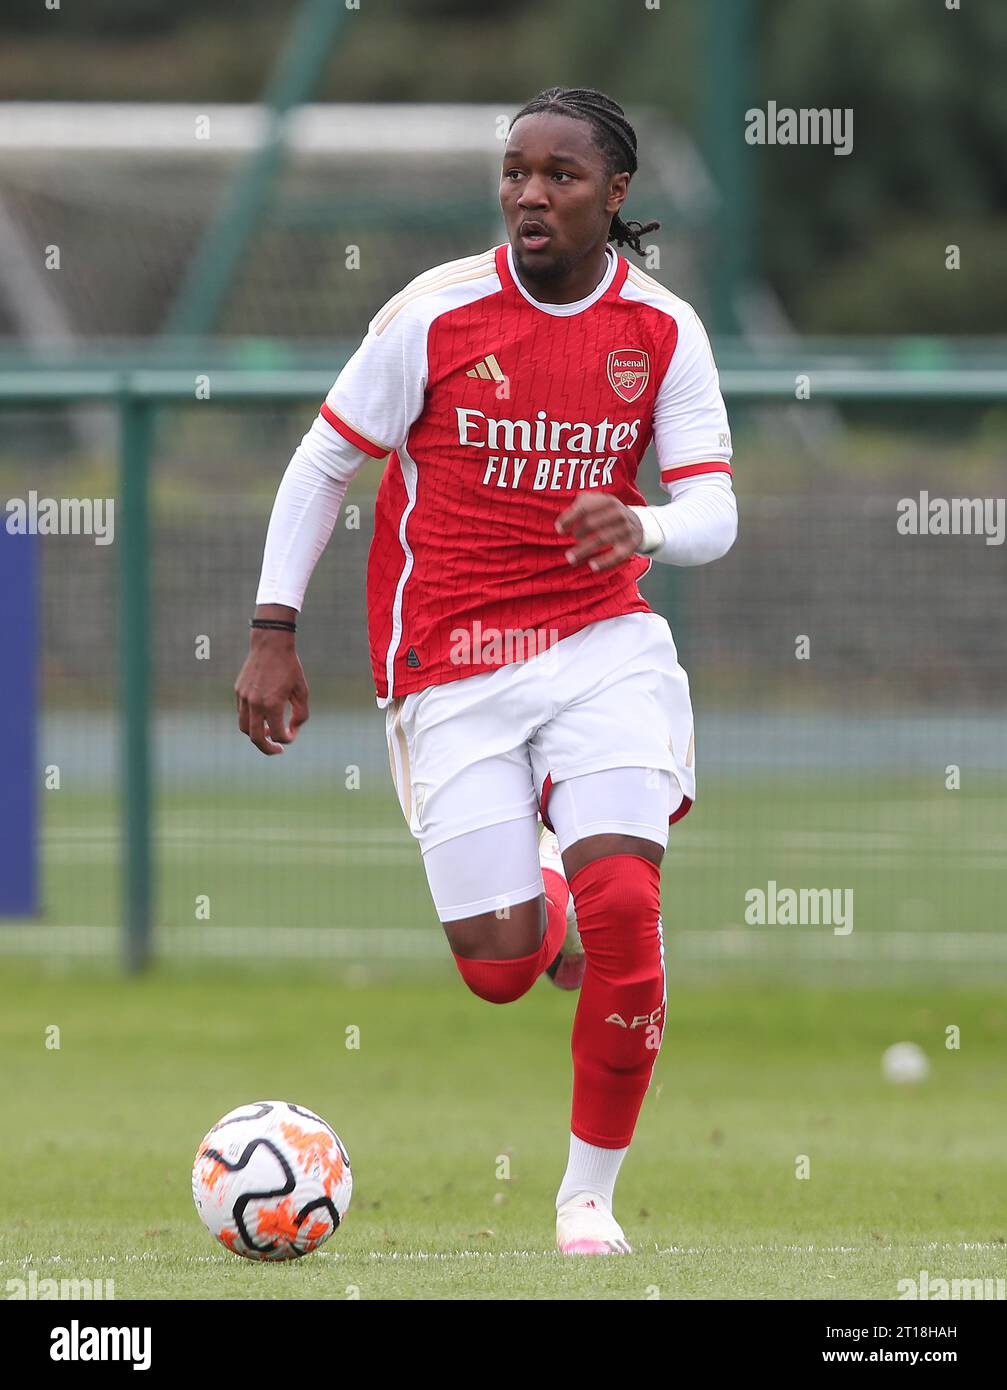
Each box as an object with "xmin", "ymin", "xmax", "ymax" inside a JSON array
[
  {"xmin": 444, "ymin": 896, "xmax": 549, "ymax": 1003},
  {"xmin": 562, "ymin": 833, "xmax": 663, "ymax": 883},
  {"xmin": 442, "ymin": 895, "xmax": 546, "ymax": 961}
]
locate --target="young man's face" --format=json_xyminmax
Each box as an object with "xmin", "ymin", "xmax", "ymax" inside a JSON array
[{"xmin": 500, "ymin": 112, "xmax": 629, "ymax": 284}]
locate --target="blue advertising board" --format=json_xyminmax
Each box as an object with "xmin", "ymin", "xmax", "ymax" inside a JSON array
[{"xmin": 0, "ymin": 526, "xmax": 39, "ymax": 916}]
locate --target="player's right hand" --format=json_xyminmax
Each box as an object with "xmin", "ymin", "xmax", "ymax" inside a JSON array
[{"xmin": 234, "ymin": 635, "xmax": 310, "ymax": 756}]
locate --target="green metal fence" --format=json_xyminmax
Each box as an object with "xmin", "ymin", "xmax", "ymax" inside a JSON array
[{"xmin": 1, "ymin": 359, "xmax": 1005, "ymax": 972}]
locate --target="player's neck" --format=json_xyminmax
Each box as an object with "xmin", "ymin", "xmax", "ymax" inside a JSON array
[{"xmin": 513, "ymin": 242, "xmax": 613, "ymax": 306}]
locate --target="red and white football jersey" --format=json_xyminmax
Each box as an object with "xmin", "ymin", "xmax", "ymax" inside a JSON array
[{"xmin": 320, "ymin": 242, "xmax": 733, "ymax": 705}]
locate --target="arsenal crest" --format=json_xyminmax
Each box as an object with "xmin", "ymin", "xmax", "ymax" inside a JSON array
[{"xmin": 606, "ymin": 348, "xmax": 650, "ymax": 403}]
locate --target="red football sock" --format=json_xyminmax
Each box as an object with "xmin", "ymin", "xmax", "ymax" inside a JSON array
[
  {"xmin": 452, "ymin": 876, "xmax": 569, "ymax": 1004},
  {"xmin": 568, "ymin": 855, "xmax": 666, "ymax": 1148}
]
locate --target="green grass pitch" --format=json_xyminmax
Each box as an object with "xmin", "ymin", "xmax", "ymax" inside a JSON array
[
  {"xmin": 2, "ymin": 967, "xmax": 1005, "ymax": 1300},
  {"xmin": 2, "ymin": 772, "xmax": 1004, "ymax": 1298}
]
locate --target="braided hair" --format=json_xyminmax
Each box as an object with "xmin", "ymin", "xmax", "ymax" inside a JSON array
[{"xmin": 508, "ymin": 87, "xmax": 660, "ymax": 257}]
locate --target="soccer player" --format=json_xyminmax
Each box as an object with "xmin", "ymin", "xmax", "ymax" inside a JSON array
[{"xmin": 236, "ymin": 87, "xmax": 737, "ymax": 1255}]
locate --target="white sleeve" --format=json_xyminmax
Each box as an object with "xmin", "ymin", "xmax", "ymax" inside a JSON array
[
  {"xmin": 319, "ymin": 299, "xmax": 428, "ymax": 457},
  {"xmin": 254, "ymin": 290, "xmax": 429, "ymax": 612},
  {"xmin": 254, "ymin": 417, "xmax": 369, "ymax": 612},
  {"xmin": 626, "ymin": 302, "xmax": 736, "ymax": 566},
  {"xmin": 650, "ymin": 304, "xmax": 733, "ymax": 477},
  {"xmin": 628, "ymin": 472, "xmax": 738, "ymax": 566}
]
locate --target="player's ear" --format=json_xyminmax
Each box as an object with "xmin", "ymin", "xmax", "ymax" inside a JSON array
[{"xmin": 605, "ymin": 171, "xmax": 630, "ymax": 217}]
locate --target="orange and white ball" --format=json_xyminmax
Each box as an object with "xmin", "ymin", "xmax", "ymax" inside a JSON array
[{"xmin": 192, "ymin": 1101, "xmax": 352, "ymax": 1260}]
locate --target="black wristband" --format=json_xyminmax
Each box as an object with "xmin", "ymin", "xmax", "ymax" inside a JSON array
[{"xmin": 250, "ymin": 618, "xmax": 297, "ymax": 633}]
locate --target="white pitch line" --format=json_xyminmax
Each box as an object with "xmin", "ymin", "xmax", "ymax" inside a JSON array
[
  {"xmin": 44, "ymin": 825, "xmax": 415, "ymax": 846},
  {"xmin": 44, "ymin": 846, "xmax": 421, "ymax": 867},
  {"xmin": 42, "ymin": 825, "xmax": 1007, "ymax": 856},
  {"xmin": 5, "ymin": 1239, "xmax": 1000, "ymax": 1269},
  {"xmin": 1, "ymin": 926, "xmax": 1006, "ymax": 964}
]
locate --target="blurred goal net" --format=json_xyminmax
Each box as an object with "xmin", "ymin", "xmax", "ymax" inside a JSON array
[{"xmin": 0, "ymin": 102, "xmax": 711, "ymax": 345}]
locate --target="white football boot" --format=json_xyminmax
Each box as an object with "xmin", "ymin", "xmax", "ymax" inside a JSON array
[
  {"xmin": 539, "ymin": 823, "xmax": 584, "ymax": 990},
  {"xmin": 556, "ymin": 1194, "xmax": 633, "ymax": 1255}
]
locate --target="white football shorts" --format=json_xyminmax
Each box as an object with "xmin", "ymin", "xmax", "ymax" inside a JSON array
[{"xmin": 383, "ymin": 610, "xmax": 696, "ymax": 860}]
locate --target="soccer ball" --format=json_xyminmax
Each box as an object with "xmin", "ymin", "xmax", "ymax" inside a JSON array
[{"xmin": 192, "ymin": 1101, "xmax": 352, "ymax": 1260}]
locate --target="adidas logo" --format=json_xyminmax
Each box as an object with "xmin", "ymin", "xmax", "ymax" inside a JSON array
[{"xmin": 465, "ymin": 353, "xmax": 506, "ymax": 383}]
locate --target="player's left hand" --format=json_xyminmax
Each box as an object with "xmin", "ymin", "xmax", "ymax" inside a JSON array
[{"xmin": 554, "ymin": 492, "xmax": 645, "ymax": 572}]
